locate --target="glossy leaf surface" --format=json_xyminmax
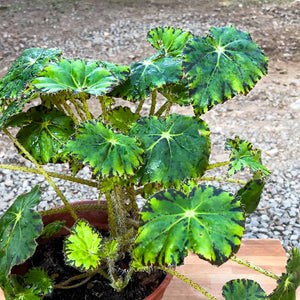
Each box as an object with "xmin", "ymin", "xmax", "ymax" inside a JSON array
[
  {"xmin": 61, "ymin": 119, "xmax": 144, "ymax": 179},
  {"xmin": 133, "ymin": 185, "xmax": 244, "ymax": 266},
  {"xmin": 183, "ymin": 26, "xmax": 268, "ymax": 114},
  {"xmin": 147, "ymin": 27, "xmax": 193, "ymax": 57},
  {"xmin": 225, "ymin": 136, "xmax": 270, "ymax": 178},
  {"xmin": 64, "ymin": 219, "xmax": 103, "ymax": 272},
  {"xmin": 0, "ymin": 186, "xmax": 42, "ymax": 277},
  {"xmin": 16, "ymin": 105, "xmax": 75, "ymax": 164},
  {"xmin": 222, "ymin": 279, "xmax": 268, "ymax": 299},
  {"xmin": 31, "ymin": 59, "xmax": 120, "ymax": 96},
  {"xmin": 130, "ymin": 114, "xmax": 210, "ymax": 186},
  {"xmin": 111, "ymin": 51, "xmax": 182, "ymax": 101},
  {"xmin": 0, "ymin": 48, "xmax": 61, "ymax": 104}
]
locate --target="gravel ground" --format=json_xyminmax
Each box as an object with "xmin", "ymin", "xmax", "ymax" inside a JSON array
[{"xmin": 0, "ymin": 0, "xmax": 299, "ymax": 253}]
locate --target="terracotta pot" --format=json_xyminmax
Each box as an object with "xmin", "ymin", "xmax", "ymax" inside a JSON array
[{"xmin": 8, "ymin": 201, "xmax": 172, "ymax": 300}]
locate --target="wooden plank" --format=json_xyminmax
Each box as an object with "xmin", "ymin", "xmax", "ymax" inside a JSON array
[{"xmin": 162, "ymin": 239, "xmax": 300, "ymax": 299}]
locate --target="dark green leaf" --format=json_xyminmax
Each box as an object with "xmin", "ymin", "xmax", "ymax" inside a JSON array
[
  {"xmin": 225, "ymin": 136, "xmax": 270, "ymax": 178},
  {"xmin": 222, "ymin": 279, "xmax": 268, "ymax": 299},
  {"xmin": 24, "ymin": 268, "xmax": 53, "ymax": 296},
  {"xmin": 147, "ymin": 27, "xmax": 193, "ymax": 57},
  {"xmin": 0, "ymin": 48, "xmax": 61, "ymax": 104},
  {"xmin": 111, "ymin": 51, "xmax": 182, "ymax": 101},
  {"xmin": 183, "ymin": 25, "xmax": 268, "ymax": 114},
  {"xmin": 237, "ymin": 171, "xmax": 265, "ymax": 214},
  {"xmin": 16, "ymin": 105, "xmax": 75, "ymax": 164},
  {"xmin": 0, "ymin": 186, "xmax": 42, "ymax": 277},
  {"xmin": 61, "ymin": 119, "xmax": 144, "ymax": 179},
  {"xmin": 40, "ymin": 221, "xmax": 66, "ymax": 239},
  {"xmin": 133, "ymin": 185, "xmax": 244, "ymax": 266},
  {"xmin": 129, "ymin": 114, "xmax": 210, "ymax": 187}
]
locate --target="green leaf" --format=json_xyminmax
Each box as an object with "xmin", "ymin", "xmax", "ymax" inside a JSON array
[
  {"xmin": 106, "ymin": 106, "xmax": 140, "ymax": 133},
  {"xmin": 40, "ymin": 220, "xmax": 66, "ymax": 239},
  {"xmin": 24, "ymin": 268, "xmax": 53, "ymax": 296},
  {"xmin": 16, "ymin": 105, "xmax": 75, "ymax": 164},
  {"xmin": 237, "ymin": 171, "xmax": 265, "ymax": 214},
  {"xmin": 129, "ymin": 114, "xmax": 210, "ymax": 187},
  {"xmin": 0, "ymin": 48, "xmax": 61, "ymax": 104},
  {"xmin": 0, "ymin": 186, "xmax": 42, "ymax": 277},
  {"xmin": 133, "ymin": 185, "xmax": 245, "ymax": 266},
  {"xmin": 98, "ymin": 61, "xmax": 130, "ymax": 83},
  {"xmin": 31, "ymin": 59, "xmax": 120, "ymax": 96},
  {"xmin": 183, "ymin": 25, "xmax": 268, "ymax": 114},
  {"xmin": 61, "ymin": 119, "xmax": 144, "ymax": 179},
  {"xmin": 147, "ymin": 27, "xmax": 193, "ymax": 57},
  {"xmin": 111, "ymin": 51, "xmax": 182, "ymax": 101},
  {"xmin": 269, "ymin": 247, "xmax": 300, "ymax": 300},
  {"xmin": 225, "ymin": 136, "xmax": 271, "ymax": 178},
  {"xmin": 99, "ymin": 239, "xmax": 119, "ymax": 260},
  {"xmin": 222, "ymin": 279, "xmax": 268, "ymax": 299},
  {"xmin": 64, "ymin": 219, "xmax": 103, "ymax": 272}
]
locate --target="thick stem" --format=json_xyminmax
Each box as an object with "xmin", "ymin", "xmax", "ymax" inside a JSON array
[
  {"xmin": 207, "ymin": 161, "xmax": 230, "ymax": 170},
  {"xmin": 81, "ymin": 96, "xmax": 93, "ymax": 120},
  {"xmin": 159, "ymin": 266, "xmax": 217, "ymax": 300},
  {"xmin": 135, "ymin": 98, "xmax": 145, "ymax": 115},
  {"xmin": 3, "ymin": 128, "xmax": 78, "ymax": 221},
  {"xmin": 149, "ymin": 90, "xmax": 157, "ymax": 116},
  {"xmin": 200, "ymin": 175, "xmax": 247, "ymax": 185},
  {"xmin": 230, "ymin": 256, "xmax": 279, "ymax": 280},
  {"xmin": 60, "ymin": 98, "xmax": 80, "ymax": 126},
  {"xmin": 155, "ymin": 100, "xmax": 170, "ymax": 117},
  {"xmin": 99, "ymin": 96, "xmax": 109, "ymax": 123},
  {"xmin": 68, "ymin": 97, "xmax": 87, "ymax": 122},
  {"xmin": 105, "ymin": 191, "xmax": 118, "ymax": 238}
]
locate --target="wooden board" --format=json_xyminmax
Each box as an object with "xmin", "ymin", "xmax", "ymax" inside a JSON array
[{"xmin": 162, "ymin": 239, "xmax": 300, "ymax": 299}]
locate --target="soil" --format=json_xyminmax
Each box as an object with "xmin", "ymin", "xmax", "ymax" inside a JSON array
[{"xmin": 29, "ymin": 236, "xmax": 165, "ymax": 300}]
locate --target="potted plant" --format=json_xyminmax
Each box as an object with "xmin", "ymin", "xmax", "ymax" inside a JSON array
[{"xmin": 0, "ymin": 25, "xmax": 299, "ymax": 299}]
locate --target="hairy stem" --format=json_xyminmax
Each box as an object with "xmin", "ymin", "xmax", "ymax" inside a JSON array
[
  {"xmin": 207, "ymin": 161, "xmax": 230, "ymax": 170},
  {"xmin": 159, "ymin": 266, "xmax": 217, "ymax": 300},
  {"xmin": 68, "ymin": 97, "xmax": 87, "ymax": 122},
  {"xmin": 60, "ymin": 98, "xmax": 79, "ymax": 126},
  {"xmin": 3, "ymin": 128, "xmax": 78, "ymax": 221},
  {"xmin": 155, "ymin": 100, "xmax": 170, "ymax": 117},
  {"xmin": 149, "ymin": 90, "xmax": 157, "ymax": 116},
  {"xmin": 80, "ymin": 94, "xmax": 93, "ymax": 120},
  {"xmin": 135, "ymin": 98, "xmax": 145, "ymax": 115},
  {"xmin": 105, "ymin": 191, "xmax": 118, "ymax": 238},
  {"xmin": 99, "ymin": 96, "xmax": 109, "ymax": 123},
  {"xmin": 230, "ymin": 256, "xmax": 279, "ymax": 280},
  {"xmin": 200, "ymin": 176, "xmax": 247, "ymax": 185}
]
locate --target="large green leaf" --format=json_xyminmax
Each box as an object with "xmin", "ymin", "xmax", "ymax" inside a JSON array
[
  {"xmin": 0, "ymin": 186, "xmax": 42, "ymax": 277},
  {"xmin": 98, "ymin": 61, "xmax": 130, "ymax": 83},
  {"xmin": 0, "ymin": 48, "xmax": 61, "ymax": 104},
  {"xmin": 31, "ymin": 59, "xmax": 121, "ymax": 96},
  {"xmin": 110, "ymin": 51, "xmax": 182, "ymax": 101},
  {"xmin": 60, "ymin": 119, "xmax": 144, "ymax": 179},
  {"xmin": 129, "ymin": 114, "xmax": 210, "ymax": 187},
  {"xmin": 64, "ymin": 219, "xmax": 103, "ymax": 272},
  {"xmin": 183, "ymin": 25, "xmax": 268, "ymax": 114},
  {"xmin": 222, "ymin": 279, "xmax": 268, "ymax": 299},
  {"xmin": 147, "ymin": 27, "xmax": 193, "ymax": 57},
  {"xmin": 225, "ymin": 136, "xmax": 271, "ymax": 178},
  {"xmin": 269, "ymin": 247, "xmax": 300, "ymax": 300},
  {"xmin": 15, "ymin": 105, "xmax": 75, "ymax": 164},
  {"xmin": 133, "ymin": 185, "xmax": 245, "ymax": 266}
]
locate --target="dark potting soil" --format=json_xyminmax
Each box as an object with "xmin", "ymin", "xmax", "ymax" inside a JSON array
[{"xmin": 29, "ymin": 236, "xmax": 166, "ymax": 300}]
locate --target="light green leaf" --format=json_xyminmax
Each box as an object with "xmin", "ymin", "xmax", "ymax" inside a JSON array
[
  {"xmin": 183, "ymin": 25, "xmax": 268, "ymax": 114},
  {"xmin": 225, "ymin": 136, "xmax": 271, "ymax": 178},
  {"xmin": 147, "ymin": 27, "xmax": 193, "ymax": 57},
  {"xmin": 98, "ymin": 61, "xmax": 130, "ymax": 83},
  {"xmin": 222, "ymin": 279, "xmax": 268, "ymax": 299},
  {"xmin": 15, "ymin": 105, "xmax": 75, "ymax": 164},
  {"xmin": 0, "ymin": 48, "xmax": 61, "ymax": 104},
  {"xmin": 64, "ymin": 219, "xmax": 103, "ymax": 272},
  {"xmin": 133, "ymin": 185, "xmax": 245, "ymax": 266},
  {"xmin": 0, "ymin": 186, "xmax": 42, "ymax": 277},
  {"xmin": 31, "ymin": 59, "xmax": 120, "ymax": 96},
  {"xmin": 61, "ymin": 119, "xmax": 144, "ymax": 179},
  {"xmin": 99, "ymin": 240, "xmax": 119, "ymax": 260},
  {"xmin": 129, "ymin": 114, "xmax": 210, "ymax": 187}
]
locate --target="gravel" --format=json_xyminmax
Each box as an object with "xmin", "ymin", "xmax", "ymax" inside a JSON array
[{"xmin": 0, "ymin": 0, "xmax": 299, "ymax": 253}]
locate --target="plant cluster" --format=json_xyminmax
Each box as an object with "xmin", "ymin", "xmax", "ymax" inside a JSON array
[{"xmin": 0, "ymin": 25, "xmax": 299, "ymax": 299}]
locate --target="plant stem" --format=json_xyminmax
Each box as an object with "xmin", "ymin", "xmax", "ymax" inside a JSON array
[
  {"xmin": 3, "ymin": 128, "xmax": 78, "ymax": 221},
  {"xmin": 230, "ymin": 256, "xmax": 279, "ymax": 280},
  {"xmin": 207, "ymin": 161, "xmax": 230, "ymax": 170},
  {"xmin": 135, "ymin": 98, "xmax": 145, "ymax": 115},
  {"xmin": 155, "ymin": 100, "xmax": 170, "ymax": 117},
  {"xmin": 200, "ymin": 176, "xmax": 247, "ymax": 185},
  {"xmin": 80, "ymin": 94, "xmax": 93, "ymax": 120},
  {"xmin": 60, "ymin": 98, "xmax": 79, "ymax": 126},
  {"xmin": 68, "ymin": 97, "xmax": 87, "ymax": 122},
  {"xmin": 105, "ymin": 191, "xmax": 118, "ymax": 238},
  {"xmin": 99, "ymin": 96, "xmax": 109, "ymax": 123},
  {"xmin": 159, "ymin": 266, "xmax": 217, "ymax": 300},
  {"xmin": 149, "ymin": 90, "xmax": 157, "ymax": 116},
  {"xmin": 0, "ymin": 164, "xmax": 98, "ymax": 188}
]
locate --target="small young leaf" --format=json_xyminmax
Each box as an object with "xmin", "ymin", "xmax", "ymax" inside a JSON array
[
  {"xmin": 0, "ymin": 186, "xmax": 42, "ymax": 277},
  {"xmin": 147, "ymin": 27, "xmax": 193, "ymax": 57},
  {"xmin": 61, "ymin": 119, "xmax": 144, "ymax": 179},
  {"xmin": 236, "ymin": 171, "xmax": 265, "ymax": 214},
  {"xmin": 183, "ymin": 25, "xmax": 268, "ymax": 114},
  {"xmin": 129, "ymin": 114, "xmax": 210, "ymax": 187},
  {"xmin": 222, "ymin": 279, "xmax": 268, "ymax": 299},
  {"xmin": 269, "ymin": 247, "xmax": 300, "ymax": 300},
  {"xmin": 16, "ymin": 105, "xmax": 75, "ymax": 164},
  {"xmin": 24, "ymin": 268, "xmax": 53, "ymax": 295},
  {"xmin": 40, "ymin": 220, "xmax": 66, "ymax": 239},
  {"xmin": 133, "ymin": 185, "xmax": 245, "ymax": 267},
  {"xmin": 225, "ymin": 136, "xmax": 271, "ymax": 178},
  {"xmin": 64, "ymin": 219, "xmax": 103, "ymax": 271},
  {"xmin": 99, "ymin": 240, "xmax": 119, "ymax": 260}
]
